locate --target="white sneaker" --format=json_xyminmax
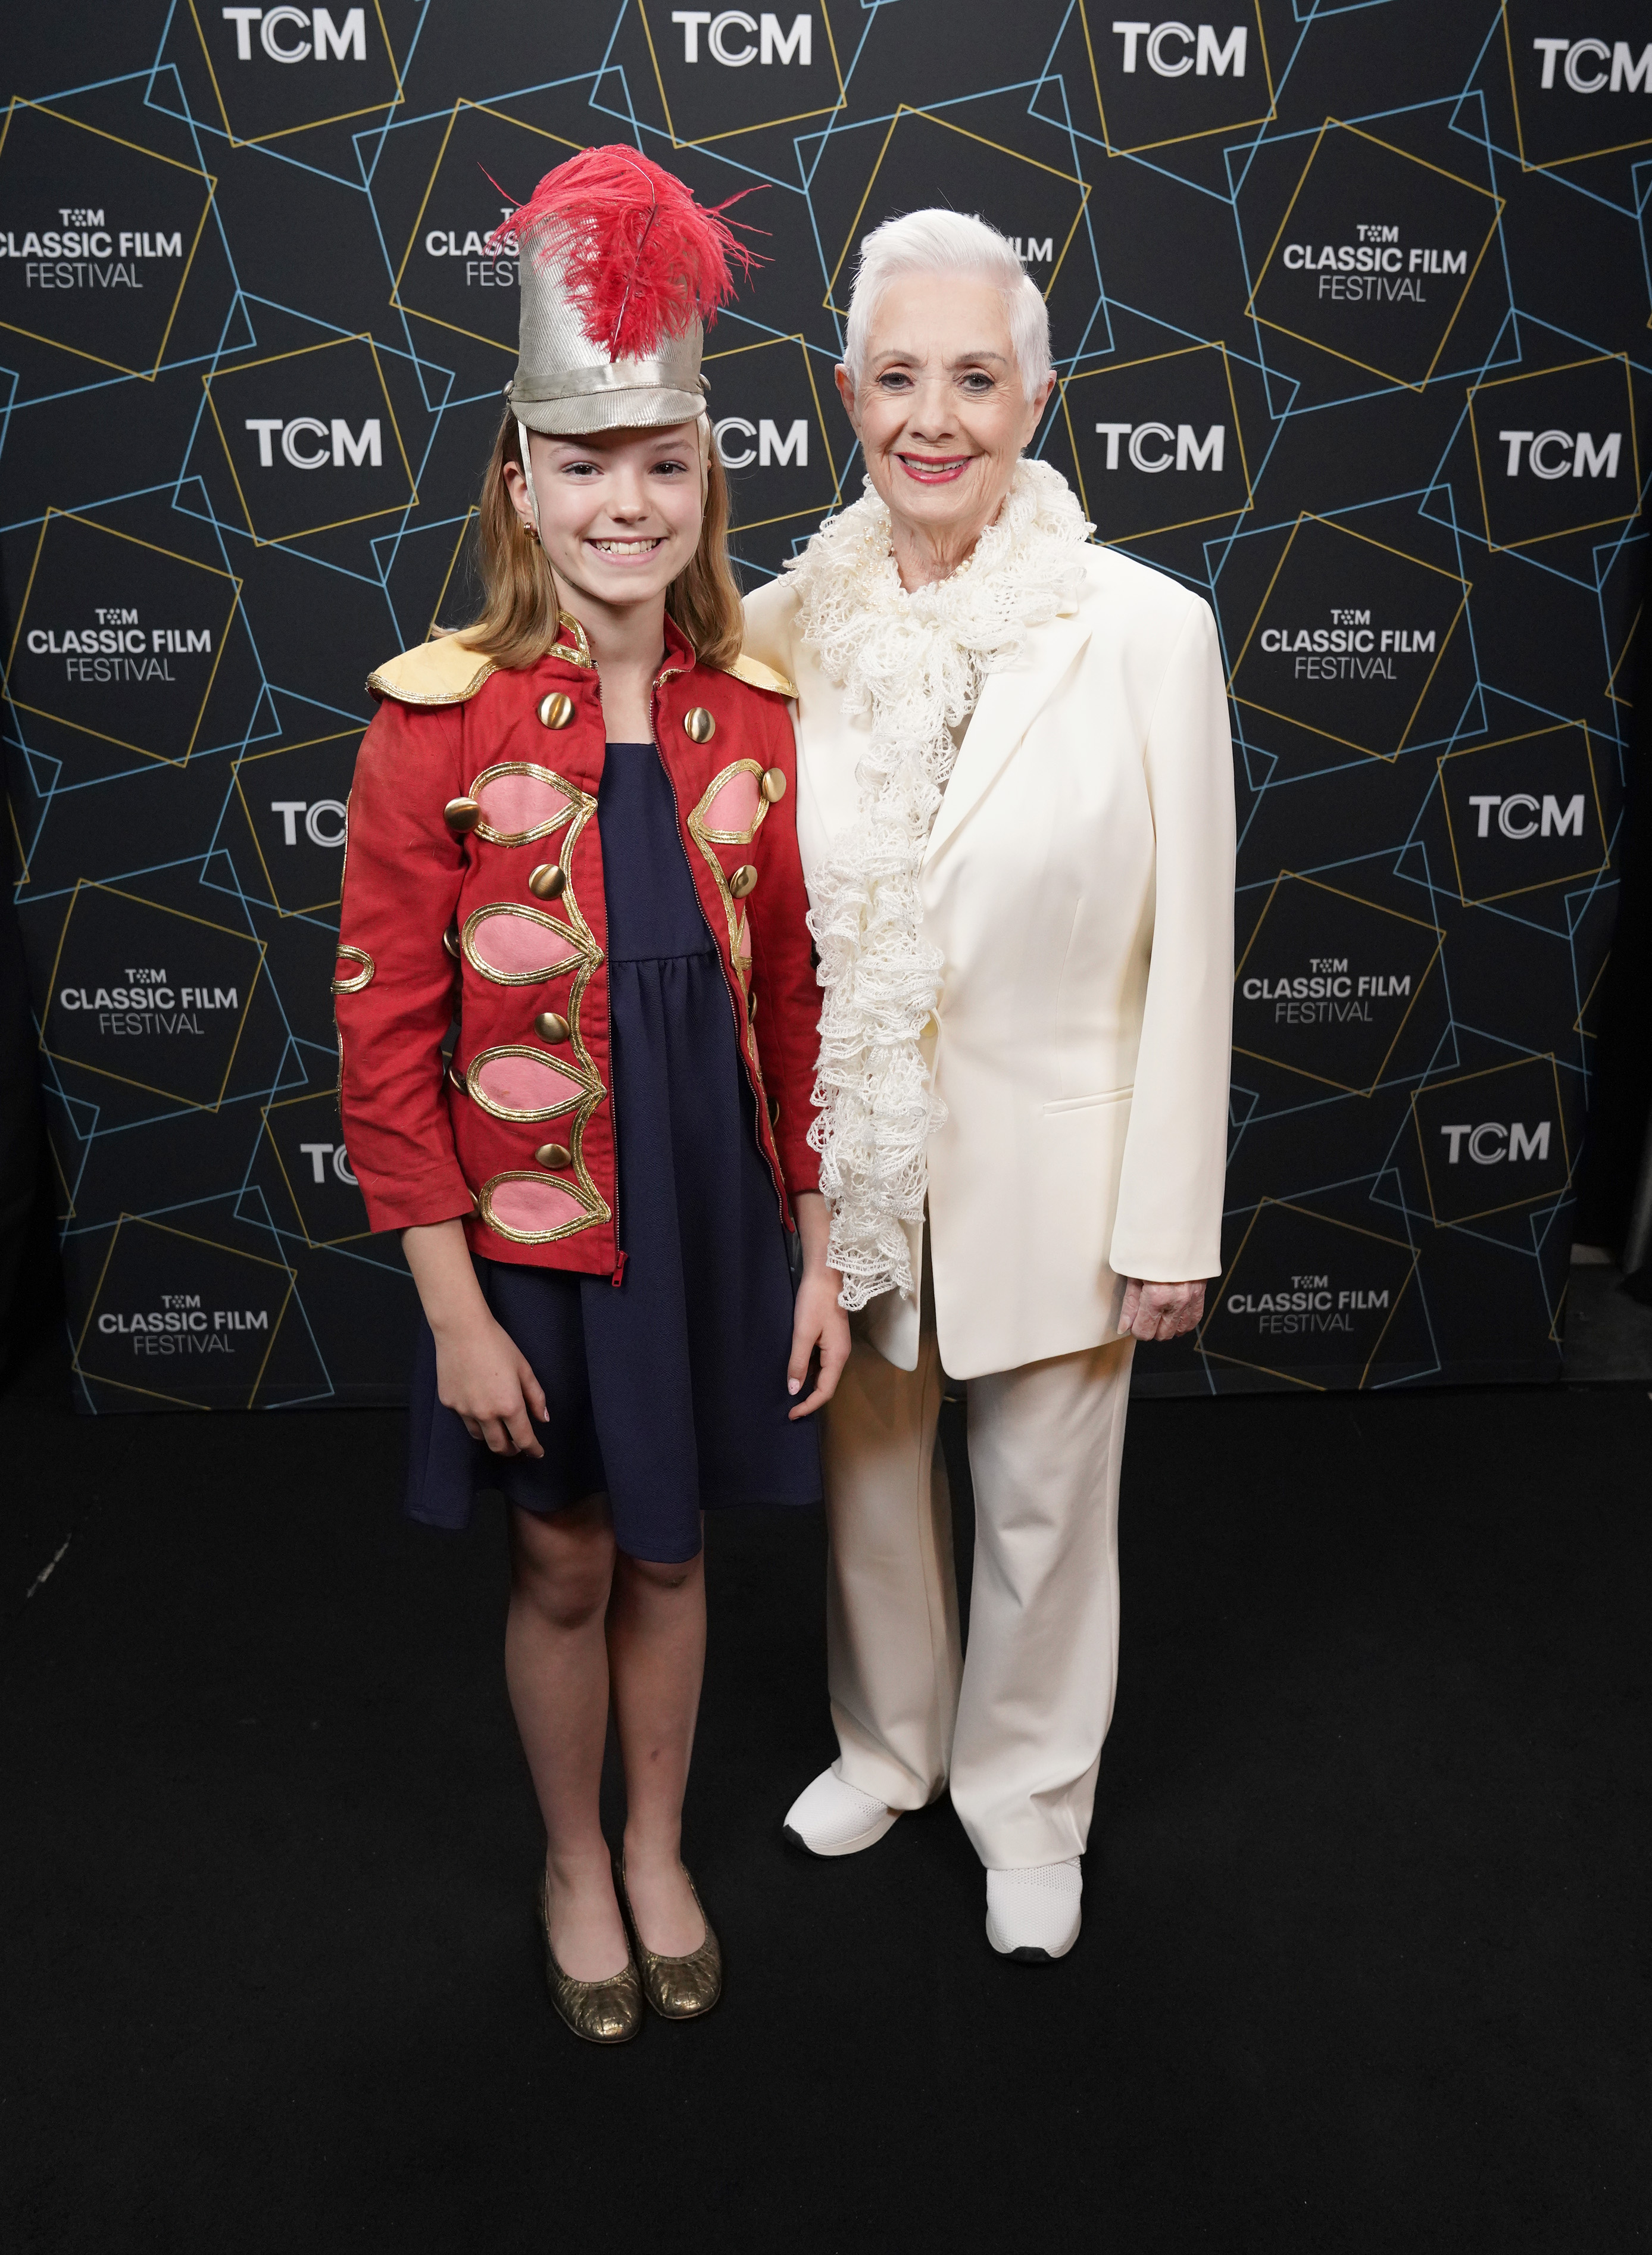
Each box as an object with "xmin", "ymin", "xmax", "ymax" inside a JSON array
[
  {"xmin": 985, "ymin": 1858, "xmax": 1082, "ymax": 1961},
  {"xmin": 782, "ymin": 1769, "xmax": 900, "ymax": 1857}
]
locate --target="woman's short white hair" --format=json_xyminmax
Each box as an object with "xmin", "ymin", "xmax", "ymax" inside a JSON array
[{"xmin": 841, "ymin": 208, "xmax": 1054, "ymax": 401}]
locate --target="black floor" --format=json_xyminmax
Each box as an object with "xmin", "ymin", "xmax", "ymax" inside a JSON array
[{"xmin": 2, "ymin": 1339, "xmax": 1648, "ymax": 2254}]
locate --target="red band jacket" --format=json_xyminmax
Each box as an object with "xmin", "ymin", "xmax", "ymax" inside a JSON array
[{"xmin": 334, "ymin": 614, "xmax": 820, "ymax": 1277}]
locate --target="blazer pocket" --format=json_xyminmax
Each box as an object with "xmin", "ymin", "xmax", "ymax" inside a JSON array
[{"xmin": 1042, "ymin": 1085, "xmax": 1131, "ymax": 1115}]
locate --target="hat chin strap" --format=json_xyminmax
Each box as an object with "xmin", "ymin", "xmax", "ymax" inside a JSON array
[{"xmin": 517, "ymin": 419, "xmax": 541, "ymax": 533}]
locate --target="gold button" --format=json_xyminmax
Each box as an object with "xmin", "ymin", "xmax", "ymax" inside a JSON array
[
  {"xmin": 683, "ymin": 707, "xmax": 716, "ymax": 744},
  {"xmin": 528, "ymin": 862, "xmax": 566, "ymax": 901},
  {"xmin": 534, "ymin": 1142, "xmax": 572, "ymax": 1170},
  {"xmin": 537, "ymin": 692, "xmax": 574, "ymax": 729},
  {"xmin": 729, "ymin": 863, "xmax": 758, "ymax": 899},
  {"xmin": 444, "ymin": 797, "xmax": 480, "ymax": 835},
  {"xmin": 760, "ymin": 766, "xmax": 787, "ymax": 803},
  {"xmin": 534, "ymin": 1011, "xmax": 570, "ymax": 1044},
  {"xmin": 441, "ymin": 926, "xmax": 460, "ymax": 958},
  {"xmin": 767, "ymin": 1097, "xmax": 780, "ymax": 1128},
  {"xmin": 747, "ymin": 988, "xmax": 757, "ymax": 1022}
]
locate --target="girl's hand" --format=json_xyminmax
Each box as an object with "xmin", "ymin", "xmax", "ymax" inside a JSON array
[
  {"xmin": 401, "ymin": 1216, "xmax": 547, "ymax": 1455},
  {"xmin": 435, "ymin": 1313, "xmax": 548, "ymax": 1456},
  {"xmin": 787, "ymin": 1191, "xmax": 851, "ymax": 1419}
]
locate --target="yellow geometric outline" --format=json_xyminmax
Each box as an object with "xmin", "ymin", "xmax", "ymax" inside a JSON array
[
  {"xmin": 825, "ymin": 108, "xmax": 1090, "ymax": 318},
  {"xmin": 0, "ymin": 99, "xmax": 217, "ymax": 379},
  {"xmin": 7, "ymin": 785, "xmax": 33, "ymax": 891},
  {"xmin": 1078, "ymin": 0, "xmax": 1276, "ymax": 158},
  {"xmin": 1410, "ymin": 1054, "xmax": 1572, "ymax": 1226},
  {"xmin": 1226, "ymin": 514, "xmax": 1470, "ymax": 760},
  {"xmin": 1436, "ymin": 722, "xmax": 1610, "ymax": 906},
  {"xmin": 45, "ymin": 1126, "xmax": 76, "ymax": 1223},
  {"xmin": 1195, "ymin": 1197, "xmax": 1420, "ymax": 1391},
  {"xmin": 1466, "ymin": 354, "xmax": 1642, "ymax": 552},
  {"xmin": 74, "ymin": 1211, "xmax": 295, "ymax": 1408},
  {"xmin": 1244, "ymin": 120, "xmax": 1505, "ymax": 393},
  {"xmin": 1500, "ymin": 6, "xmax": 1652, "ymax": 173},
  {"xmin": 1606, "ymin": 603, "xmax": 1638, "ymax": 708},
  {"xmin": 233, "ymin": 727, "xmax": 364, "ymax": 916},
  {"xmin": 1573, "ymin": 945, "xmax": 1610, "ymax": 1044},
  {"xmin": 1058, "ymin": 342, "xmax": 1256, "ymax": 539},
  {"xmin": 1232, "ymin": 870, "xmax": 1445, "ymax": 1096},
  {"xmin": 636, "ymin": 0, "xmax": 847, "ymax": 148},
  {"xmin": 259, "ymin": 1089, "xmax": 375, "ymax": 1247},
  {"xmin": 3, "ymin": 510, "xmax": 242, "ymax": 767},
  {"xmin": 388, "ymin": 100, "xmax": 582, "ymax": 355},
  {"xmin": 40, "ymin": 881, "xmax": 267, "ymax": 1111},
  {"xmin": 704, "ymin": 333, "xmax": 845, "ymax": 533},
  {"xmin": 202, "ymin": 333, "xmax": 419, "ymax": 545},
  {"xmin": 427, "ymin": 508, "xmax": 480, "ymax": 635},
  {"xmin": 185, "ymin": 0, "xmax": 405, "ymax": 148}
]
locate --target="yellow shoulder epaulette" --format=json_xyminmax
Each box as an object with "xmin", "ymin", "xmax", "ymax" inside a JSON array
[
  {"xmin": 720, "ymin": 651, "xmax": 797, "ymax": 699},
  {"xmin": 367, "ymin": 632, "xmax": 498, "ymax": 706}
]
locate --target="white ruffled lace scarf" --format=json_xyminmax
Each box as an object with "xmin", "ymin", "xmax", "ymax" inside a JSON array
[{"xmin": 789, "ymin": 457, "xmax": 1092, "ymax": 1310}]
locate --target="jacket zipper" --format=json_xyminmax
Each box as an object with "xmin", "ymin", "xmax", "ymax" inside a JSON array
[{"xmin": 589, "ymin": 671, "xmax": 627, "ymax": 1286}]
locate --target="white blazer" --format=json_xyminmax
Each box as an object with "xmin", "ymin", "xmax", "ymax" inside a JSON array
[{"xmin": 742, "ymin": 541, "xmax": 1236, "ymax": 1379}]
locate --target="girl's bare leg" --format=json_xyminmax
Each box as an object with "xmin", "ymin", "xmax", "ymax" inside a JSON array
[
  {"xmin": 607, "ymin": 1538, "xmax": 708, "ymax": 1955},
  {"xmin": 505, "ymin": 1496, "xmax": 631, "ymax": 1979}
]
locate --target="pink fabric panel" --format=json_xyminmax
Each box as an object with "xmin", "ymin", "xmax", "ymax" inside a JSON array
[
  {"xmin": 476, "ymin": 772, "xmax": 567, "ymax": 835},
  {"xmin": 487, "ymin": 1178, "xmax": 586, "ymax": 1236},
  {"xmin": 703, "ymin": 770, "xmax": 760, "ymax": 836},
  {"xmin": 470, "ymin": 908, "xmax": 578, "ymax": 978},
  {"xmin": 474, "ymin": 1051, "xmax": 582, "ymax": 1115}
]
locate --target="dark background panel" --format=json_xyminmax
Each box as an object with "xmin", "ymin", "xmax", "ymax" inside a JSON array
[{"xmin": 2, "ymin": 0, "xmax": 1647, "ymax": 1407}]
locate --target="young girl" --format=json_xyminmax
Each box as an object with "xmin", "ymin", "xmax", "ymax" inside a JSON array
[{"xmin": 334, "ymin": 149, "xmax": 848, "ymax": 2044}]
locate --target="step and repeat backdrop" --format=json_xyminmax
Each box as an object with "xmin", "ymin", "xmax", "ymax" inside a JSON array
[{"xmin": 2, "ymin": 1, "xmax": 1647, "ymax": 1407}]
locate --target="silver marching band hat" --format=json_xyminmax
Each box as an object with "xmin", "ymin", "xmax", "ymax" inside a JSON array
[{"xmin": 498, "ymin": 145, "xmax": 751, "ymax": 438}]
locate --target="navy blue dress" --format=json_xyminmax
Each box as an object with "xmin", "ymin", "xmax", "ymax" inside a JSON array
[{"xmin": 405, "ymin": 740, "xmax": 822, "ymax": 1561}]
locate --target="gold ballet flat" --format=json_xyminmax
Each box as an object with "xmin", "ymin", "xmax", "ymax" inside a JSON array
[
  {"xmin": 537, "ymin": 1875, "xmax": 643, "ymax": 2045},
  {"xmin": 614, "ymin": 1854, "xmax": 723, "ymax": 2020}
]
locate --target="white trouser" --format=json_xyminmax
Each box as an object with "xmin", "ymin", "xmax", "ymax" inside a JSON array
[{"xmin": 820, "ymin": 1316, "xmax": 1134, "ymax": 1870}]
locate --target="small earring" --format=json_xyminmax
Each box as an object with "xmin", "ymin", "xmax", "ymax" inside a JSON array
[{"xmin": 520, "ymin": 518, "xmax": 538, "ymax": 541}]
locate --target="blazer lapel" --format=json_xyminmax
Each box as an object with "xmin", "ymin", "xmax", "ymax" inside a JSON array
[{"xmin": 923, "ymin": 608, "xmax": 1092, "ymax": 869}]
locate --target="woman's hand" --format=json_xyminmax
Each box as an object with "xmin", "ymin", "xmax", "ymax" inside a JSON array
[
  {"xmin": 1119, "ymin": 1278, "xmax": 1206, "ymax": 1342},
  {"xmin": 402, "ymin": 1217, "xmax": 547, "ymax": 1455},
  {"xmin": 787, "ymin": 1191, "xmax": 852, "ymax": 1418}
]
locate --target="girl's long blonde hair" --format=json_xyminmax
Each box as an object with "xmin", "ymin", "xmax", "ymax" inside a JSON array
[{"xmin": 460, "ymin": 411, "xmax": 745, "ymax": 671}]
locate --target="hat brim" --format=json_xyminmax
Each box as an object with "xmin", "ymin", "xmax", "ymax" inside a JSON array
[{"xmin": 510, "ymin": 386, "xmax": 705, "ymax": 436}]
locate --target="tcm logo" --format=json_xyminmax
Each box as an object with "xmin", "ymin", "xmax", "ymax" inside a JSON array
[
  {"xmin": 670, "ymin": 11, "xmax": 812, "ymax": 63},
  {"xmin": 220, "ymin": 7, "xmax": 368, "ymax": 60},
  {"xmin": 243, "ymin": 416, "xmax": 381, "ymax": 467},
  {"xmin": 1110, "ymin": 20, "xmax": 1248, "ymax": 74},
  {"xmin": 298, "ymin": 1139, "xmax": 357, "ymax": 1183},
  {"xmin": 1438, "ymin": 1120, "xmax": 1552, "ymax": 1166},
  {"xmin": 1466, "ymin": 792, "xmax": 1584, "ymax": 840},
  {"xmin": 1094, "ymin": 420, "xmax": 1225, "ymax": 472},
  {"xmin": 1497, "ymin": 429, "xmax": 1622, "ymax": 479},
  {"xmin": 270, "ymin": 797, "xmax": 347, "ymax": 845},
  {"xmin": 713, "ymin": 416, "xmax": 807, "ymax": 469},
  {"xmin": 1531, "ymin": 38, "xmax": 1651, "ymax": 92}
]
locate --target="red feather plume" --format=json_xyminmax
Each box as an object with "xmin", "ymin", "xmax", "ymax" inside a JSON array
[{"xmin": 492, "ymin": 146, "xmax": 759, "ymax": 362}]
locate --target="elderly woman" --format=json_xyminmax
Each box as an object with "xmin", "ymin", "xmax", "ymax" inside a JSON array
[{"xmin": 741, "ymin": 210, "xmax": 1235, "ymax": 1961}]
